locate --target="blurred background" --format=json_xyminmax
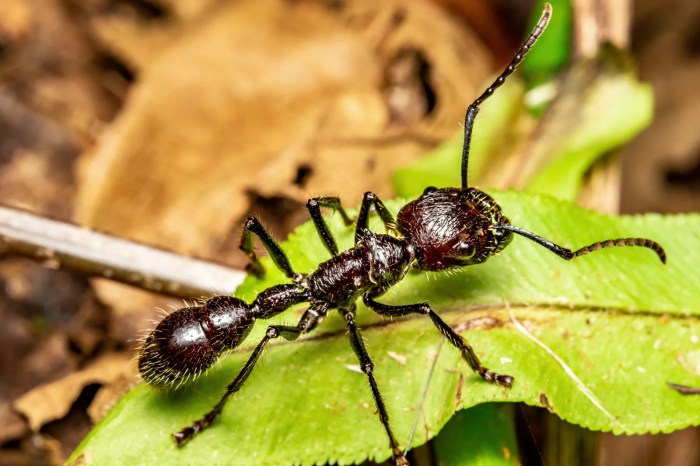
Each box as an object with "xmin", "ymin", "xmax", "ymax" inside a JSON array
[{"xmin": 0, "ymin": 0, "xmax": 698, "ymax": 464}]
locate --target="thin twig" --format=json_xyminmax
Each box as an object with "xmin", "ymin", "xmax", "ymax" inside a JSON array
[{"xmin": 0, "ymin": 204, "xmax": 246, "ymax": 298}]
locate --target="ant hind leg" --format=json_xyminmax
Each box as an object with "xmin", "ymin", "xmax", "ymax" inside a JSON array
[
  {"xmin": 363, "ymin": 295, "xmax": 513, "ymax": 387},
  {"xmin": 174, "ymin": 304, "xmax": 328, "ymax": 446},
  {"xmin": 340, "ymin": 306, "xmax": 408, "ymax": 466}
]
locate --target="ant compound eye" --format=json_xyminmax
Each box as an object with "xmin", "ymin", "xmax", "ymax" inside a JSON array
[
  {"xmin": 458, "ymin": 241, "xmax": 475, "ymax": 258},
  {"xmin": 422, "ymin": 186, "xmax": 438, "ymax": 195},
  {"xmin": 490, "ymin": 228, "xmax": 513, "ymax": 251}
]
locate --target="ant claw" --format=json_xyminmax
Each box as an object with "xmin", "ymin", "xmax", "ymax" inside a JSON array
[
  {"xmin": 478, "ymin": 368, "xmax": 514, "ymax": 387},
  {"xmin": 393, "ymin": 449, "xmax": 410, "ymax": 466},
  {"xmin": 173, "ymin": 427, "xmax": 195, "ymax": 447},
  {"xmin": 497, "ymin": 374, "xmax": 515, "ymax": 387}
]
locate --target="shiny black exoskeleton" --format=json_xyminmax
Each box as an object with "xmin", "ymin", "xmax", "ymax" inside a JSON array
[{"xmin": 138, "ymin": 5, "xmax": 666, "ymax": 465}]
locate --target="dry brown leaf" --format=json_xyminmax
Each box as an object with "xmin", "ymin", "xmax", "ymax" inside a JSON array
[
  {"xmin": 92, "ymin": 281, "xmax": 186, "ymax": 345},
  {"xmin": 13, "ymin": 352, "xmax": 134, "ymax": 432},
  {"xmin": 77, "ymin": 0, "xmax": 381, "ymax": 256},
  {"xmin": 0, "ymin": 87, "xmax": 79, "ymax": 218},
  {"xmin": 0, "ymin": 0, "xmax": 31, "ymax": 42},
  {"xmin": 160, "ymin": 0, "xmax": 221, "ymax": 23},
  {"xmin": 88, "ymin": 15, "xmax": 182, "ymax": 73},
  {"xmin": 0, "ymin": 402, "xmax": 28, "ymax": 443},
  {"xmin": 259, "ymin": 0, "xmax": 492, "ymax": 203},
  {"xmin": 15, "ymin": 333, "xmax": 77, "ymax": 398},
  {"xmin": 0, "ymin": 148, "xmax": 75, "ymax": 217},
  {"xmin": 2, "ymin": 0, "xmax": 117, "ymax": 126},
  {"xmin": 87, "ymin": 371, "xmax": 137, "ymax": 424},
  {"xmin": 84, "ymin": 0, "xmax": 223, "ymax": 70},
  {"xmin": 21, "ymin": 433, "xmax": 64, "ymax": 466},
  {"xmin": 77, "ymin": 0, "xmax": 492, "ymax": 248}
]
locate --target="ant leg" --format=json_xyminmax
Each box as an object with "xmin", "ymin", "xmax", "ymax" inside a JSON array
[
  {"xmin": 239, "ymin": 216, "xmax": 299, "ymax": 279},
  {"xmin": 364, "ymin": 295, "xmax": 513, "ymax": 387},
  {"xmin": 355, "ymin": 192, "xmax": 398, "ymax": 244},
  {"xmin": 340, "ymin": 307, "xmax": 409, "ymax": 466},
  {"xmin": 174, "ymin": 305, "xmax": 328, "ymax": 446},
  {"xmin": 306, "ymin": 197, "xmax": 353, "ymax": 257},
  {"xmin": 461, "ymin": 4, "xmax": 551, "ymax": 188}
]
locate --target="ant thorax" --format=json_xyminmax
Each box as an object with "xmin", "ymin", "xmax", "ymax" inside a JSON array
[
  {"xmin": 306, "ymin": 231, "xmax": 415, "ymax": 306},
  {"xmin": 360, "ymin": 231, "xmax": 415, "ymax": 287},
  {"xmin": 397, "ymin": 187, "xmax": 513, "ymax": 270}
]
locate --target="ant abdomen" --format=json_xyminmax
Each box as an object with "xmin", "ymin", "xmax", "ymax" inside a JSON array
[{"xmin": 139, "ymin": 296, "xmax": 255, "ymax": 389}]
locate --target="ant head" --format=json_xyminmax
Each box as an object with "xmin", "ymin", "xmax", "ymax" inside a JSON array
[{"xmin": 397, "ymin": 187, "xmax": 513, "ymax": 271}]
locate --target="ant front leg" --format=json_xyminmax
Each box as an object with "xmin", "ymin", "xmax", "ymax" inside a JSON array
[
  {"xmin": 340, "ymin": 307, "xmax": 408, "ymax": 466},
  {"xmin": 174, "ymin": 304, "xmax": 328, "ymax": 446},
  {"xmin": 306, "ymin": 197, "xmax": 353, "ymax": 257},
  {"xmin": 355, "ymin": 192, "xmax": 399, "ymax": 244},
  {"xmin": 363, "ymin": 295, "xmax": 513, "ymax": 387},
  {"xmin": 239, "ymin": 216, "xmax": 300, "ymax": 280}
]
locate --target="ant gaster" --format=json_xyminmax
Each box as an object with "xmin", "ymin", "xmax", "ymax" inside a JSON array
[{"xmin": 138, "ymin": 4, "xmax": 665, "ymax": 465}]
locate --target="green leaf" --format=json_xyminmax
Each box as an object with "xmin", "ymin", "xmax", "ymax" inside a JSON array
[
  {"xmin": 433, "ymin": 404, "xmax": 520, "ymax": 466},
  {"xmin": 525, "ymin": 48, "xmax": 653, "ymax": 201},
  {"xmin": 70, "ymin": 193, "xmax": 700, "ymax": 466}
]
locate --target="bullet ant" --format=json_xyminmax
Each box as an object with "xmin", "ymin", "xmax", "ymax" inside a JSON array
[{"xmin": 138, "ymin": 4, "xmax": 665, "ymax": 465}]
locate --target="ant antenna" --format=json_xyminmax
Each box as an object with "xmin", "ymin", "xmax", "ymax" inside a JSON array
[
  {"xmin": 494, "ymin": 223, "xmax": 667, "ymax": 263},
  {"xmin": 461, "ymin": 3, "xmax": 552, "ymax": 189}
]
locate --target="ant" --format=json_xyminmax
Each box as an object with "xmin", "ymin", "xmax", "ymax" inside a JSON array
[{"xmin": 138, "ymin": 4, "xmax": 666, "ymax": 465}]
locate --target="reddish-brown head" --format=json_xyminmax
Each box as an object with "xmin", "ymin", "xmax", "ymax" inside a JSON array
[{"xmin": 396, "ymin": 187, "xmax": 512, "ymax": 271}]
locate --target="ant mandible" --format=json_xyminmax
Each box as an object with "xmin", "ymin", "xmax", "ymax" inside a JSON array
[{"xmin": 138, "ymin": 4, "xmax": 665, "ymax": 465}]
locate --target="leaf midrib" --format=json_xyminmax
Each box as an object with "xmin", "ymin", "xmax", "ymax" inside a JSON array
[{"xmin": 220, "ymin": 301, "xmax": 699, "ymax": 355}]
